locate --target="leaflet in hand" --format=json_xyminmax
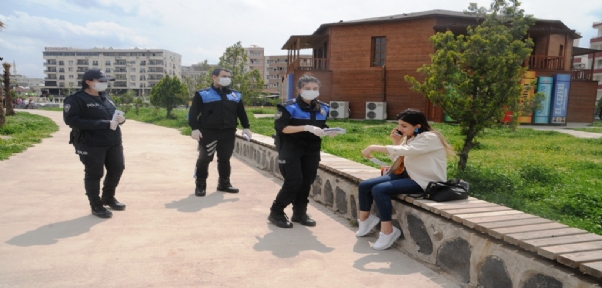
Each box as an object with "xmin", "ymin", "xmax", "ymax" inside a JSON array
[
  {"xmin": 369, "ymin": 157, "xmax": 388, "ymax": 166},
  {"xmin": 112, "ymin": 110, "xmax": 124, "ymax": 121},
  {"xmin": 323, "ymin": 127, "xmax": 346, "ymax": 136}
]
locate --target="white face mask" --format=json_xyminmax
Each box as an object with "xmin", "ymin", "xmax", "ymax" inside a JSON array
[
  {"xmin": 300, "ymin": 90, "xmax": 319, "ymax": 100},
  {"xmin": 93, "ymin": 82, "xmax": 108, "ymax": 92},
  {"xmin": 218, "ymin": 77, "xmax": 231, "ymax": 86}
]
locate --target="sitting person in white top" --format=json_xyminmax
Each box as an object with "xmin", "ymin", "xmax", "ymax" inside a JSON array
[{"xmin": 357, "ymin": 108, "xmax": 454, "ymax": 250}]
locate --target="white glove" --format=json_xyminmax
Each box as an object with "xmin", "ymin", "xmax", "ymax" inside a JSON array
[
  {"xmin": 325, "ymin": 131, "xmax": 337, "ymax": 137},
  {"xmin": 304, "ymin": 125, "xmax": 325, "ymax": 137},
  {"xmin": 242, "ymin": 128, "xmax": 252, "ymax": 140},
  {"xmin": 116, "ymin": 115, "xmax": 126, "ymax": 124},
  {"xmin": 191, "ymin": 129, "xmax": 202, "ymax": 141},
  {"xmin": 109, "ymin": 121, "xmax": 118, "ymax": 130}
]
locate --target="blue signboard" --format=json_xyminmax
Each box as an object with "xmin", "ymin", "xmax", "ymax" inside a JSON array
[
  {"xmin": 287, "ymin": 74, "xmax": 294, "ymax": 100},
  {"xmin": 533, "ymin": 76, "xmax": 553, "ymax": 124},
  {"xmin": 550, "ymin": 74, "xmax": 571, "ymax": 125}
]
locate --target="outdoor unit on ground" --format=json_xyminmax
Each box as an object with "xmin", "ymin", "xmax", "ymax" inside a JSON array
[
  {"xmin": 329, "ymin": 101, "xmax": 349, "ymax": 119},
  {"xmin": 365, "ymin": 102, "xmax": 387, "ymax": 120}
]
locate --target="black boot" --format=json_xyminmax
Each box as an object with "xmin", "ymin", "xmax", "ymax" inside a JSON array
[
  {"xmin": 268, "ymin": 211, "xmax": 293, "ymax": 228},
  {"xmin": 102, "ymin": 197, "xmax": 126, "ymax": 210},
  {"xmin": 217, "ymin": 178, "xmax": 239, "ymax": 193},
  {"xmin": 195, "ymin": 181, "xmax": 206, "ymax": 197},
  {"xmin": 90, "ymin": 199, "xmax": 112, "ymax": 218},
  {"xmin": 291, "ymin": 208, "xmax": 316, "ymax": 227}
]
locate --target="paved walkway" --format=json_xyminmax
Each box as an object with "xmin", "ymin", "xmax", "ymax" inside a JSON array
[
  {"xmin": 520, "ymin": 122, "xmax": 602, "ymax": 139},
  {"xmin": 0, "ymin": 110, "xmax": 458, "ymax": 288}
]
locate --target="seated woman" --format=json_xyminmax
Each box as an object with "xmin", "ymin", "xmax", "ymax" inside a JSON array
[{"xmin": 357, "ymin": 108, "xmax": 454, "ymax": 250}]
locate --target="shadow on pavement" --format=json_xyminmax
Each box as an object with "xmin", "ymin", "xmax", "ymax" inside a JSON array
[
  {"xmin": 164, "ymin": 191, "xmax": 239, "ymax": 213},
  {"xmin": 6, "ymin": 216, "xmax": 107, "ymax": 246},
  {"xmin": 253, "ymin": 224, "xmax": 335, "ymax": 258}
]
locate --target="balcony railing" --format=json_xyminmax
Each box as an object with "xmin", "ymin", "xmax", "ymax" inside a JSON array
[
  {"xmin": 288, "ymin": 58, "xmax": 329, "ymax": 73},
  {"xmin": 571, "ymin": 69, "xmax": 593, "ymax": 81},
  {"xmin": 525, "ymin": 55, "xmax": 564, "ymax": 70}
]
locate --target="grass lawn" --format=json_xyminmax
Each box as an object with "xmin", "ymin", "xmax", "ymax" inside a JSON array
[
  {"xmin": 0, "ymin": 112, "xmax": 59, "ymax": 160},
  {"xmin": 96, "ymin": 106, "xmax": 602, "ymax": 235}
]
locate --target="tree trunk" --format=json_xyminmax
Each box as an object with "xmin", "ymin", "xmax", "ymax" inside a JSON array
[
  {"xmin": 166, "ymin": 107, "xmax": 172, "ymax": 119},
  {"xmin": 3, "ymin": 63, "xmax": 14, "ymax": 116},
  {"xmin": 458, "ymin": 128, "xmax": 477, "ymax": 171},
  {"xmin": 0, "ymin": 83, "xmax": 5, "ymax": 128}
]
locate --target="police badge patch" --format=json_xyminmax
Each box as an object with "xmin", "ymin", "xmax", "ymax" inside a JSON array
[
  {"xmin": 320, "ymin": 108, "xmax": 326, "ymax": 116},
  {"xmin": 64, "ymin": 104, "xmax": 71, "ymax": 113},
  {"xmin": 275, "ymin": 111, "xmax": 283, "ymax": 120}
]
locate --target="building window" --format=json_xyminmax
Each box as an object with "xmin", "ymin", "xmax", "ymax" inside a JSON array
[
  {"xmin": 92, "ymin": 61, "xmax": 99, "ymax": 66},
  {"xmin": 371, "ymin": 36, "xmax": 386, "ymax": 67},
  {"xmin": 69, "ymin": 67, "xmax": 74, "ymax": 72},
  {"xmin": 130, "ymin": 75, "xmax": 136, "ymax": 81},
  {"xmin": 106, "ymin": 68, "xmax": 111, "ymax": 73},
  {"xmin": 131, "ymin": 68, "xmax": 136, "ymax": 72},
  {"xmin": 69, "ymin": 60, "xmax": 74, "ymax": 65},
  {"xmin": 106, "ymin": 60, "xmax": 111, "ymax": 66},
  {"xmin": 59, "ymin": 68, "xmax": 65, "ymax": 72},
  {"xmin": 59, "ymin": 60, "xmax": 64, "ymax": 65},
  {"xmin": 69, "ymin": 75, "xmax": 74, "ymax": 79}
]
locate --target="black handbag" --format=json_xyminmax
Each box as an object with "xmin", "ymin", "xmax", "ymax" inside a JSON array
[{"xmin": 418, "ymin": 179, "xmax": 469, "ymax": 202}]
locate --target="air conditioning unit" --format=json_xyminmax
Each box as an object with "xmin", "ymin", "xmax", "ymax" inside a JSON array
[
  {"xmin": 366, "ymin": 102, "xmax": 387, "ymax": 120},
  {"xmin": 329, "ymin": 101, "xmax": 349, "ymax": 119}
]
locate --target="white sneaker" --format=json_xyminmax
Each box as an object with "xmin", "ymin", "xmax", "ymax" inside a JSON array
[
  {"xmin": 373, "ymin": 226, "xmax": 401, "ymax": 250},
  {"xmin": 356, "ymin": 214, "xmax": 380, "ymax": 237}
]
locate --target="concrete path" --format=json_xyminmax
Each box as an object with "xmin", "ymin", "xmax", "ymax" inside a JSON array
[
  {"xmin": 521, "ymin": 122, "xmax": 602, "ymax": 139},
  {"xmin": 0, "ymin": 110, "xmax": 458, "ymax": 288}
]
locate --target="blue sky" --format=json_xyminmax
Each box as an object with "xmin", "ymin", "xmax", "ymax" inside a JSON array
[{"xmin": 1, "ymin": 0, "xmax": 601, "ymax": 78}]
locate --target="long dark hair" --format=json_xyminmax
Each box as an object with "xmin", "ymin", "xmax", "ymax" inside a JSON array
[{"xmin": 396, "ymin": 108, "xmax": 454, "ymax": 155}]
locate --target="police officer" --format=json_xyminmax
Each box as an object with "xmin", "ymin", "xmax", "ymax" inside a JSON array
[
  {"xmin": 268, "ymin": 74, "xmax": 332, "ymax": 228},
  {"xmin": 63, "ymin": 69, "xmax": 126, "ymax": 218},
  {"xmin": 189, "ymin": 68, "xmax": 252, "ymax": 197}
]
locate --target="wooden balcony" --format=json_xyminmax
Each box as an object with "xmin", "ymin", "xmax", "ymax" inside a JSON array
[
  {"xmin": 288, "ymin": 58, "xmax": 329, "ymax": 73},
  {"xmin": 525, "ymin": 55, "xmax": 564, "ymax": 70},
  {"xmin": 571, "ymin": 69, "xmax": 593, "ymax": 81}
]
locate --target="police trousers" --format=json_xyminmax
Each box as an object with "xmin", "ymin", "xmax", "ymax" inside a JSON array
[
  {"xmin": 195, "ymin": 128, "xmax": 236, "ymax": 184},
  {"xmin": 271, "ymin": 148, "xmax": 320, "ymax": 214},
  {"xmin": 75, "ymin": 143, "xmax": 125, "ymax": 205}
]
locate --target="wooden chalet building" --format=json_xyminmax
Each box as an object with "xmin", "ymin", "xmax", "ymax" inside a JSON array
[{"xmin": 281, "ymin": 9, "xmax": 599, "ymax": 123}]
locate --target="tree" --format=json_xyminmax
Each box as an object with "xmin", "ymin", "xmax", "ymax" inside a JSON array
[
  {"xmin": 3, "ymin": 62, "xmax": 15, "ymax": 116},
  {"xmin": 405, "ymin": 0, "xmax": 539, "ymax": 171},
  {"xmin": 182, "ymin": 74, "xmax": 204, "ymax": 101},
  {"xmin": 217, "ymin": 41, "xmax": 265, "ymax": 105},
  {"xmin": 149, "ymin": 74, "xmax": 188, "ymax": 118}
]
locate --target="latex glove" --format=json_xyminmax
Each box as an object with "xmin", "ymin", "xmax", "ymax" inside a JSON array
[
  {"xmin": 191, "ymin": 129, "xmax": 202, "ymax": 141},
  {"xmin": 116, "ymin": 115, "xmax": 126, "ymax": 124},
  {"xmin": 304, "ymin": 125, "xmax": 325, "ymax": 137},
  {"xmin": 242, "ymin": 128, "xmax": 252, "ymax": 140},
  {"xmin": 109, "ymin": 121, "xmax": 118, "ymax": 130},
  {"xmin": 325, "ymin": 131, "xmax": 338, "ymax": 137}
]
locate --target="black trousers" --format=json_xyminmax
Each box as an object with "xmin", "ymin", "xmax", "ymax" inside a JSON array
[
  {"xmin": 75, "ymin": 143, "xmax": 125, "ymax": 205},
  {"xmin": 271, "ymin": 148, "xmax": 320, "ymax": 213},
  {"xmin": 195, "ymin": 128, "xmax": 236, "ymax": 184}
]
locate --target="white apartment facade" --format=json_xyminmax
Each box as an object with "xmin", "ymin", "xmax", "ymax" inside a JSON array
[{"xmin": 42, "ymin": 47, "xmax": 181, "ymax": 96}]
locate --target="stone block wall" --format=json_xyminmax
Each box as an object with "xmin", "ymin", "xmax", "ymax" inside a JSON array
[{"xmin": 234, "ymin": 133, "xmax": 600, "ymax": 287}]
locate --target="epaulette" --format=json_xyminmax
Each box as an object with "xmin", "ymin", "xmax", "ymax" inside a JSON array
[
  {"xmin": 317, "ymin": 100, "xmax": 330, "ymax": 107},
  {"xmin": 280, "ymin": 98, "xmax": 297, "ymax": 107}
]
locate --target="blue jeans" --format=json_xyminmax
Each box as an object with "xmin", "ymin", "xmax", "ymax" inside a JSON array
[{"xmin": 358, "ymin": 171, "xmax": 423, "ymax": 221}]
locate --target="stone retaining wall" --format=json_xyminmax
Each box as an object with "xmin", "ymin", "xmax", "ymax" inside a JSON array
[{"xmin": 233, "ymin": 133, "xmax": 601, "ymax": 287}]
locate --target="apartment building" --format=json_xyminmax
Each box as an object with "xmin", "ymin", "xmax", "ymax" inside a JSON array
[
  {"xmin": 42, "ymin": 47, "xmax": 181, "ymax": 96},
  {"xmin": 265, "ymin": 54, "xmax": 312, "ymax": 95},
  {"xmin": 244, "ymin": 45, "xmax": 266, "ymax": 80}
]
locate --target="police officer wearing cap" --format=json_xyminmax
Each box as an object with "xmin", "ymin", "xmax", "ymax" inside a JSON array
[
  {"xmin": 268, "ymin": 74, "xmax": 331, "ymax": 228},
  {"xmin": 63, "ymin": 69, "xmax": 126, "ymax": 218},
  {"xmin": 189, "ymin": 68, "xmax": 252, "ymax": 197}
]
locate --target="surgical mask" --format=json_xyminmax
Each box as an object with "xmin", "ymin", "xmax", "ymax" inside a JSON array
[
  {"xmin": 300, "ymin": 90, "xmax": 319, "ymax": 100},
  {"xmin": 93, "ymin": 82, "xmax": 108, "ymax": 92},
  {"xmin": 218, "ymin": 77, "xmax": 231, "ymax": 86}
]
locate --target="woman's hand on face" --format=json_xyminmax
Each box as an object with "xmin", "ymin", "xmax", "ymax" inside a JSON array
[
  {"xmin": 361, "ymin": 146, "xmax": 372, "ymax": 158},
  {"xmin": 390, "ymin": 128, "xmax": 402, "ymax": 140}
]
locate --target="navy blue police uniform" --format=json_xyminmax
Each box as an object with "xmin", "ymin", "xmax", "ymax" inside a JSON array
[
  {"xmin": 271, "ymin": 96, "xmax": 330, "ymax": 217},
  {"xmin": 188, "ymin": 85, "xmax": 250, "ymax": 191},
  {"xmin": 63, "ymin": 90, "xmax": 125, "ymax": 209}
]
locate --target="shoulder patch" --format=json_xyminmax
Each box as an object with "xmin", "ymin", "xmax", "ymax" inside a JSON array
[
  {"xmin": 64, "ymin": 104, "xmax": 71, "ymax": 113},
  {"xmin": 275, "ymin": 111, "xmax": 283, "ymax": 120}
]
